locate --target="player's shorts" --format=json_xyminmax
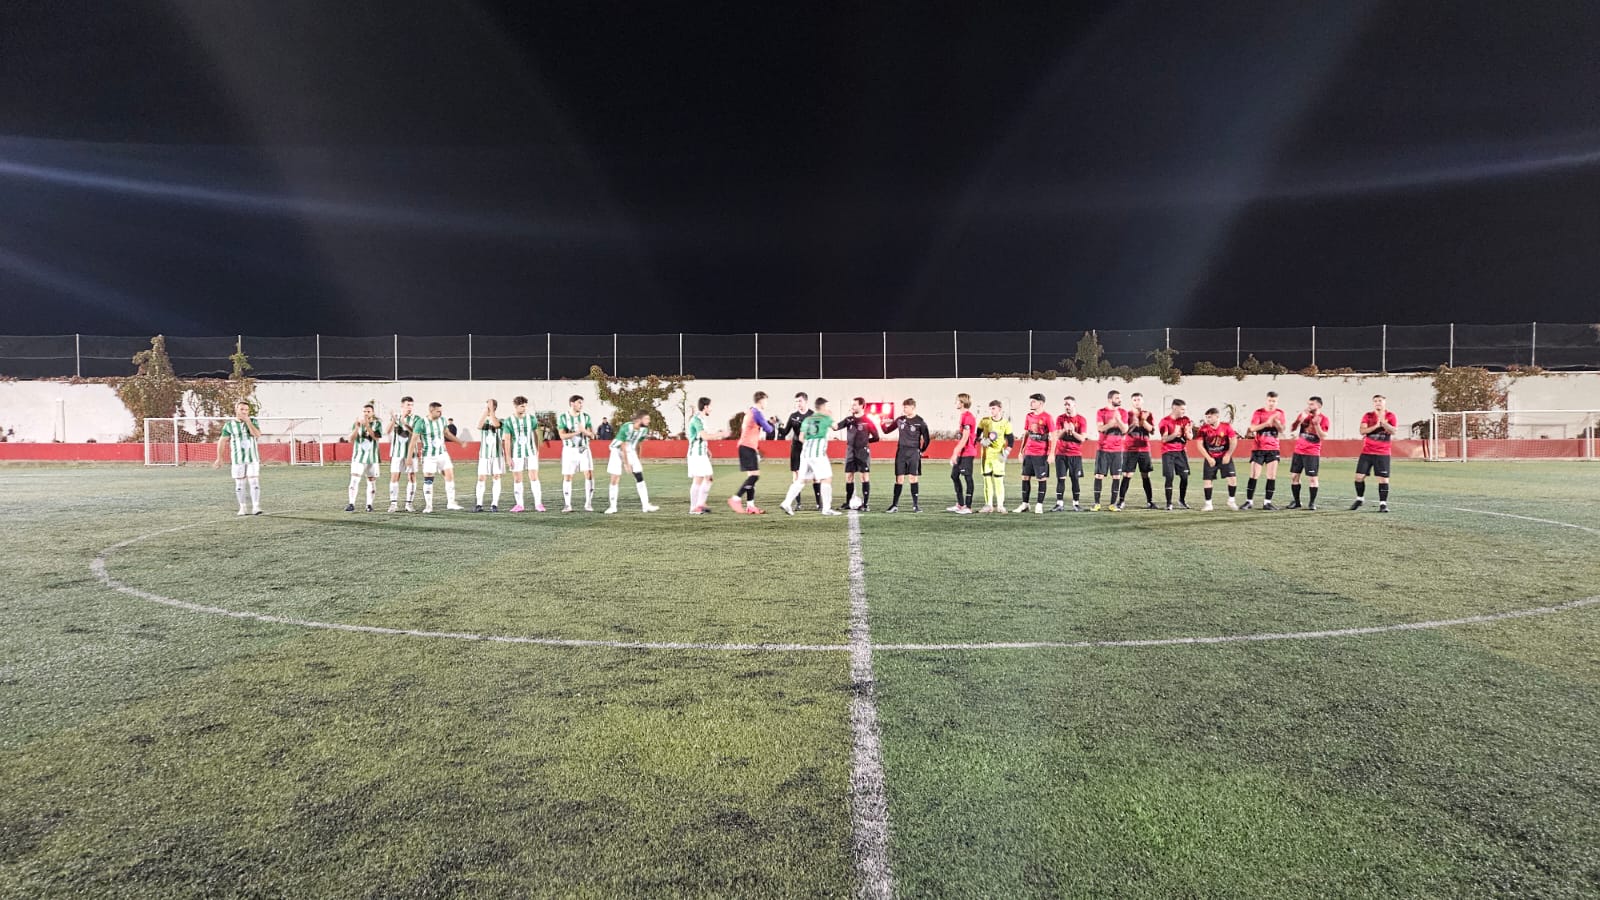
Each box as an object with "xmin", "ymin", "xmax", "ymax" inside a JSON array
[
  {"xmin": 561, "ymin": 447, "xmax": 593, "ymax": 476},
  {"xmin": 1355, "ymin": 453, "xmax": 1392, "ymax": 478},
  {"xmin": 477, "ymin": 457, "xmax": 505, "ymax": 477},
  {"xmin": 1250, "ymin": 449, "xmax": 1281, "ymax": 465},
  {"xmin": 422, "ymin": 453, "xmax": 453, "ymax": 476},
  {"xmin": 844, "ymin": 447, "xmax": 871, "ymax": 474},
  {"xmin": 507, "ymin": 456, "xmax": 538, "ymax": 474},
  {"xmin": 230, "ymin": 462, "xmax": 260, "ymax": 479},
  {"xmin": 1054, "ymin": 455, "xmax": 1083, "ymax": 479},
  {"xmin": 687, "ymin": 454, "xmax": 714, "ymax": 479},
  {"xmin": 1162, "ymin": 451, "xmax": 1190, "ymax": 479},
  {"xmin": 349, "ymin": 461, "xmax": 379, "ymax": 478},
  {"xmin": 1094, "ymin": 449, "xmax": 1124, "ymax": 477},
  {"xmin": 1290, "ymin": 453, "xmax": 1320, "ymax": 477},
  {"xmin": 389, "ymin": 455, "xmax": 414, "ymax": 475},
  {"xmin": 798, "ymin": 453, "xmax": 833, "ymax": 482},
  {"xmin": 1202, "ymin": 458, "xmax": 1235, "ymax": 480},
  {"xmin": 607, "ymin": 447, "xmax": 642, "ymax": 477},
  {"xmin": 1021, "ymin": 454, "xmax": 1049, "ymax": 479},
  {"xmin": 738, "ymin": 446, "xmax": 760, "ymax": 472},
  {"xmin": 894, "ymin": 447, "xmax": 922, "ymax": 477},
  {"xmin": 951, "ymin": 456, "xmax": 974, "ymax": 478},
  {"xmin": 1123, "ymin": 450, "xmax": 1153, "ymax": 474}
]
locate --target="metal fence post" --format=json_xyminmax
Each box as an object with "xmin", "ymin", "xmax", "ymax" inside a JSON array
[
  {"xmin": 1531, "ymin": 321, "xmax": 1537, "ymax": 368},
  {"xmin": 1381, "ymin": 324, "xmax": 1387, "ymax": 373},
  {"xmin": 468, "ymin": 333, "xmax": 474, "ymax": 381},
  {"xmin": 316, "ymin": 334, "xmax": 321, "ymax": 381},
  {"xmin": 75, "ymin": 333, "xmax": 81, "ymax": 378},
  {"xmin": 883, "ymin": 331, "xmax": 888, "ymax": 379},
  {"xmin": 1448, "ymin": 323, "xmax": 1454, "ymax": 367},
  {"xmin": 612, "ymin": 333, "xmax": 618, "ymax": 375},
  {"xmin": 1028, "ymin": 329, "xmax": 1034, "ymax": 376},
  {"xmin": 677, "ymin": 333, "xmax": 683, "ymax": 376},
  {"xmin": 953, "ymin": 330, "xmax": 960, "ymax": 379},
  {"xmin": 818, "ymin": 332, "xmax": 824, "ymax": 379},
  {"xmin": 547, "ymin": 333, "xmax": 552, "ymax": 381},
  {"xmin": 1235, "ymin": 327, "xmax": 1241, "ymax": 368},
  {"xmin": 754, "ymin": 333, "xmax": 759, "ymax": 380},
  {"xmin": 1164, "ymin": 327, "xmax": 1170, "ymax": 351},
  {"xmin": 1310, "ymin": 325, "xmax": 1316, "ymax": 369},
  {"xmin": 393, "ymin": 334, "xmax": 399, "ymax": 381}
]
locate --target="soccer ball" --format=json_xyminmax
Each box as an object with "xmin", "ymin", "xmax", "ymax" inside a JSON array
[{"xmin": 848, "ymin": 494, "xmax": 863, "ymax": 510}]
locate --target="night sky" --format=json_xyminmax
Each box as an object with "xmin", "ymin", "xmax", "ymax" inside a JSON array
[{"xmin": 2, "ymin": 1, "xmax": 1598, "ymax": 336}]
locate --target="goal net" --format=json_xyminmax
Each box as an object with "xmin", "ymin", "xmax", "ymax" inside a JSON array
[
  {"xmin": 1429, "ymin": 409, "xmax": 1599, "ymax": 461},
  {"xmin": 144, "ymin": 417, "xmax": 326, "ymax": 466}
]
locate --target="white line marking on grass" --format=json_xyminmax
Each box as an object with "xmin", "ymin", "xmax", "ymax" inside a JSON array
[
  {"xmin": 846, "ymin": 510, "xmax": 895, "ymax": 900},
  {"xmin": 1446, "ymin": 507, "xmax": 1600, "ymax": 536}
]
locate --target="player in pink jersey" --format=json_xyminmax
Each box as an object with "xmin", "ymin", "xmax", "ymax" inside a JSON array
[
  {"xmin": 728, "ymin": 391, "xmax": 777, "ymax": 514},
  {"xmin": 1287, "ymin": 396, "xmax": 1330, "ymax": 510},
  {"xmin": 1014, "ymin": 393, "xmax": 1053, "ymax": 514},
  {"xmin": 947, "ymin": 393, "xmax": 978, "ymax": 513},
  {"xmin": 1119, "ymin": 392, "xmax": 1157, "ymax": 509},
  {"xmin": 1241, "ymin": 390, "xmax": 1286, "ymax": 510},
  {"xmin": 1092, "ymin": 389, "xmax": 1129, "ymax": 511},
  {"xmin": 1352, "ymin": 394, "xmax": 1398, "ymax": 512},
  {"xmin": 1050, "ymin": 396, "xmax": 1088, "ymax": 512},
  {"xmin": 1157, "ymin": 399, "xmax": 1195, "ymax": 510}
]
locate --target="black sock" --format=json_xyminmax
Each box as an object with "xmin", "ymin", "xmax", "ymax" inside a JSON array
[
  {"xmin": 1291, "ymin": 483, "xmax": 1301, "ymax": 503},
  {"xmin": 745, "ymin": 474, "xmax": 760, "ymax": 501},
  {"xmin": 862, "ymin": 483, "xmax": 870, "ymax": 504},
  {"xmin": 1246, "ymin": 477, "xmax": 1257, "ymax": 499},
  {"xmin": 1056, "ymin": 476, "xmax": 1066, "ymax": 501},
  {"xmin": 1228, "ymin": 483, "xmax": 1237, "ymax": 498},
  {"xmin": 1178, "ymin": 477, "xmax": 1188, "ymax": 503},
  {"xmin": 813, "ymin": 482, "xmax": 823, "ymax": 506},
  {"xmin": 1265, "ymin": 479, "xmax": 1275, "ymax": 500},
  {"xmin": 1094, "ymin": 479, "xmax": 1103, "ymax": 503},
  {"xmin": 1164, "ymin": 482, "xmax": 1173, "ymax": 504},
  {"xmin": 1308, "ymin": 486, "xmax": 1318, "ymax": 505},
  {"xmin": 1142, "ymin": 473, "xmax": 1153, "ymax": 502},
  {"xmin": 1204, "ymin": 485, "xmax": 1214, "ymax": 501},
  {"xmin": 1021, "ymin": 481, "xmax": 1031, "ymax": 504},
  {"xmin": 964, "ymin": 473, "xmax": 975, "ymax": 507},
  {"xmin": 1120, "ymin": 476, "xmax": 1131, "ymax": 503},
  {"xmin": 1378, "ymin": 483, "xmax": 1389, "ymax": 502},
  {"xmin": 952, "ymin": 470, "xmax": 963, "ymax": 502},
  {"xmin": 892, "ymin": 483, "xmax": 903, "ymax": 506},
  {"xmin": 910, "ymin": 483, "xmax": 919, "ymax": 503},
  {"xmin": 1355, "ymin": 480, "xmax": 1365, "ymax": 498},
  {"xmin": 1070, "ymin": 472, "xmax": 1081, "ymax": 501}
]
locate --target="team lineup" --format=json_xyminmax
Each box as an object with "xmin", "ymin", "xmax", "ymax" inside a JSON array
[{"xmin": 211, "ymin": 388, "xmax": 1401, "ymax": 517}]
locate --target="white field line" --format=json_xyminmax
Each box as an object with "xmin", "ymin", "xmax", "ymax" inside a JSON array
[{"xmin": 846, "ymin": 511, "xmax": 895, "ymax": 900}]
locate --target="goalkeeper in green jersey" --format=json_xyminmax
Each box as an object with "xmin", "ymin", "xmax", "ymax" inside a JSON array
[
  {"xmin": 605, "ymin": 410, "xmax": 660, "ymax": 513},
  {"xmin": 976, "ymin": 400, "xmax": 1015, "ymax": 513}
]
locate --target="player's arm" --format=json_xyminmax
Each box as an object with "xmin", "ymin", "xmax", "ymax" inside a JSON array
[
  {"xmin": 950, "ymin": 423, "xmax": 971, "ymax": 465},
  {"xmin": 749, "ymin": 408, "xmax": 776, "ymax": 437},
  {"xmin": 1359, "ymin": 416, "xmax": 1380, "ymax": 436},
  {"xmin": 1223, "ymin": 432, "xmax": 1237, "ymax": 464},
  {"xmin": 558, "ymin": 416, "xmax": 577, "ymax": 441},
  {"xmin": 880, "ymin": 416, "xmax": 898, "ymax": 434},
  {"xmin": 349, "ymin": 423, "xmax": 362, "ymax": 444},
  {"xmin": 444, "ymin": 425, "xmax": 466, "ymax": 445},
  {"xmin": 919, "ymin": 420, "xmax": 931, "ymax": 454},
  {"xmin": 213, "ymin": 432, "xmax": 229, "ymax": 469},
  {"xmin": 1377, "ymin": 413, "xmax": 1397, "ymax": 434},
  {"xmin": 1304, "ymin": 414, "xmax": 1324, "ymax": 438},
  {"xmin": 242, "ymin": 416, "xmax": 261, "ymax": 439}
]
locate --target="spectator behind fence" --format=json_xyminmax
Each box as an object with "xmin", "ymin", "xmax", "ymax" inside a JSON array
[{"xmin": 596, "ymin": 420, "xmax": 614, "ymax": 441}]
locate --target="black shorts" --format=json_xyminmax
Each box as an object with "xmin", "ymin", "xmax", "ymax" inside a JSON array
[
  {"xmin": 1356, "ymin": 453, "xmax": 1392, "ymax": 478},
  {"xmin": 1290, "ymin": 453, "xmax": 1320, "ymax": 477},
  {"xmin": 1021, "ymin": 455, "xmax": 1049, "ymax": 478},
  {"xmin": 894, "ymin": 447, "xmax": 922, "ymax": 477},
  {"xmin": 844, "ymin": 447, "xmax": 871, "ymax": 474},
  {"xmin": 789, "ymin": 443, "xmax": 803, "ymax": 472},
  {"xmin": 738, "ymin": 446, "xmax": 760, "ymax": 473},
  {"xmin": 1094, "ymin": 449, "xmax": 1124, "ymax": 477},
  {"xmin": 1123, "ymin": 450, "xmax": 1153, "ymax": 474},
  {"xmin": 1054, "ymin": 455, "xmax": 1083, "ymax": 479},
  {"xmin": 1162, "ymin": 451, "xmax": 1190, "ymax": 479},
  {"xmin": 1203, "ymin": 458, "xmax": 1236, "ymax": 480},
  {"xmin": 1250, "ymin": 449, "xmax": 1281, "ymax": 465},
  {"xmin": 952, "ymin": 456, "xmax": 974, "ymax": 478}
]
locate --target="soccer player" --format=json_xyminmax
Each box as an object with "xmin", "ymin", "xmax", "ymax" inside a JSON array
[
  {"xmin": 1157, "ymin": 399, "xmax": 1195, "ymax": 510},
  {"xmin": 947, "ymin": 393, "xmax": 979, "ymax": 514},
  {"xmin": 1197, "ymin": 407, "xmax": 1240, "ymax": 511},
  {"xmin": 833, "ymin": 398, "xmax": 880, "ymax": 510},
  {"xmin": 418, "ymin": 402, "xmax": 466, "ymax": 512},
  {"xmin": 605, "ymin": 410, "xmax": 660, "ymax": 514},
  {"xmin": 1051, "ymin": 395, "xmax": 1088, "ymax": 512},
  {"xmin": 1014, "ymin": 393, "xmax": 1051, "ymax": 514},
  {"xmin": 501, "ymin": 395, "xmax": 545, "ymax": 512},
  {"xmin": 780, "ymin": 396, "xmax": 842, "ymax": 516},
  {"xmin": 776, "ymin": 392, "xmax": 824, "ymax": 511},
  {"xmin": 474, "ymin": 399, "xmax": 504, "ymax": 512},
  {"xmin": 213, "ymin": 400, "xmax": 262, "ymax": 516},
  {"xmin": 346, "ymin": 403, "xmax": 382, "ymax": 512},
  {"xmin": 1093, "ymin": 389, "xmax": 1128, "ymax": 511},
  {"xmin": 881, "ymin": 398, "xmax": 930, "ymax": 513},
  {"xmin": 1242, "ymin": 390, "xmax": 1286, "ymax": 510},
  {"xmin": 386, "ymin": 396, "xmax": 423, "ymax": 513},
  {"xmin": 976, "ymin": 400, "xmax": 1014, "ymax": 513},
  {"xmin": 1120, "ymin": 392, "xmax": 1157, "ymax": 509},
  {"xmin": 728, "ymin": 391, "xmax": 777, "ymax": 514},
  {"xmin": 557, "ymin": 395, "xmax": 596, "ymax": 512},
  {"xmin": 1352, "ymin": 394, "xmax": 1397, "ymax": 512},
  {"xmin": 1287, "ymin": 396, "xmax": 1330, "ymax": 510},
  {"xmin": 686, "ymin": 397, "xmax": 726, "ymax": 515}
]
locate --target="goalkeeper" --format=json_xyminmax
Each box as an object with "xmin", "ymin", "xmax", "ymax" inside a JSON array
[{"xmin": 976, "ymin": 400, "xmax": 1014, "ymax": 513}]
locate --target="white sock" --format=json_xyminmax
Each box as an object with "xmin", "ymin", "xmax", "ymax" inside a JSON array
[
  {"xmin": 821, "ymin": 482, "xmax": 833, "ymax": 509},
  {"xmin": 563, "ymin": 481, "xmax": 573, "ymax": 507},
  {"xmin": 445, "ymin": 480, "xmax": 457, "ymax": 504},
  {"xmin": 585, "ymin": 479, "xmax": 594, "ymax": 507},
  {"xmin": 248, "ymin": 477, "xmax": 261, "ymax": 511},
  {"xmin": 782, "ymin": 481, "xmax": 802, "ymax": 508},
  {"xmin": 514, "ymin": 481, "xmax": 525, "ymax": 506},
  {"xmin": 532, "ymin": 480, "xmax": 543, "ymax": 507},
  {"xmin": 609, "ymin": 483, "xmax": 619, "ymax": 508},
  {"xmin": 636, "ymin": 480, "xmax": 650, "ymax": 505},
  {"xmin": 406, "ymin": 481, "xmax": 415, "ymax": 504},
  {"xmin": 348, "ymin": 476, "xmax": 361, "ymax": 504},
  {"xmin": 389, "ymin": 480, "xmax": 399, "ymax": 503},
  {"xmin": 235, "ymin": 479, "xmax": 247, "ymax": 510},
  {"xmin": 492, "ymin": 476, "xmax": 501, "ymax": 507},
  {"xmin": 424, "ymin": 481, "xmax": 434, "ymax": 507},
  {"xmin": 477, "ymin": 480, "xmax": 486, "ymax": 506},
  {"xmin": 365, "ymin": 479, "xmax": 374, "ymax": 507}
]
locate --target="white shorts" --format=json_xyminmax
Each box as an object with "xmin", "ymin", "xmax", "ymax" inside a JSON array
[
  {"xmin": 797, "ymin": 455, "xmax": 833, "ymax": 482},
  {"xmin": 508, "ymin": 456, "xmax": 538, "ymax": 474},
  {"xmin": 561, "ymin": 447, "xmax": 593, "ymax": 476},
  {"xmin": 607, "ymin": 447, "xmax": 642, "ymax": 476},
  {"xmin": 422, "ymin": 453, "xmax": 453, "ymax": 476},
  {"xmin": 389, "ymin": 456, "xmax": 414, "ymax": 475},
  {"xmin": 350, "ymin": 461, "xmax": 379, "ymax": 478},
  {"xmin": 477, "ymin": 457, "xmax": 505, "ymax": 477},
  {"xmin": 687, "ymin": 455, "xmax": 715, "ymax": 479},
  {"xmin": 230, "ymin": 462, "xmax": 260, "ymax": 480}
]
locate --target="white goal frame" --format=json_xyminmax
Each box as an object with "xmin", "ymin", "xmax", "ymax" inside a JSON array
[
  {"xmin": 144, "ymin": 417, "xmax": 326, "ymax": 466},
  {"xmin": 1428, "ymin": 409, "xmax": 1598, "ymax": 461}
]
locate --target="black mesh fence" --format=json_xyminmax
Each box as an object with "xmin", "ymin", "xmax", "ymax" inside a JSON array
[
  {"xmin": 1169, "ymin": 328, "xmax": 1239, "ymax": 371},
  {"xmin": 1385, "ymin": 324, "xmax": 1453, "ymax": 371},
  {"xmin": 549, "ymin": 334, "xmax": 613, "ymax": 380},
  {"xmin": 1240, "ymin": 327, "xmax": 1313, "ymax": 371},
  {"xmin": 79, "ymin": 335, "xmax": 153, "ymax": 378},
  {"xmin": 164, "ymin": 336, "xmax": 241, "ymax": 378},
  {"xmin": 244, "ymin": 336, "xmax": 318, "ymax": 379},
  {"xmin": 1533, "ymin": 322, "xmax": 1600, "ymax": 370},
  {"xmin": 0, "ymin": 335, "xmax": 76, "ymax": 378},
  {"xmin": 685, "ymin": 333, "xmax": 756, "ymax": 379},
  {"xmin": 956, "ymin": 330, "xmax": 1028, "ymax": 376},
  {"xmin": 617, "ymin": 333, "xmax": 684, "ymax": 377},
  {"xmin": 1313, "ymin": 325, "xmax": 1383, "ymax": 371},
  {"xmin": 397, "ymin": 335, "xmax": 469, "ymax": 380},
  {"xmin": 317, "ymin": 335, "xmax": 394, "ymax": 380},
  {"xmin": 1096, "ymin": 329, "xmax": 1169, "ymax": 368},
  {"xmin": 1452, "ymin": 323, "xmax": 1531, "ymax": 369},
  {"xmin": 887, "ymin": 331, "xmax": 955, "ymax": 378},
  {"xmin": 472, "ymin": 335, "xmax": 548, "ymax": 381},
  {"xmin": 822, "ymin": 332, "xmax": 886, "ymax": 379},
  {"xmin": 755, "ymin": 333, "xmax": 820, "ymax": 379}
]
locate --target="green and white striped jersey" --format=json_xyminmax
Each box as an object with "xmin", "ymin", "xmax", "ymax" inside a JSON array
[
  {"xmin": 418, "ymin": 415, "xmax": 449, "ymax": 456},
  {"xmin": 558, "ymin": 411, "xmax": 592, "ymax": 451},
  {"xmin": 503, "ymin": 413, "xmax": 539, "ymax": 458},
  {"xmin": 800, "ymin": 414, "xmax": 833, "ymax": 459},
  {"xmin": 687, "ymin": 415, "xmax": 710, "ymax": 458},
  {"xmin": 611, "ymin": 421, "xmax": 647, "ymax": 452},
  {"xmin": 389, "ymin": 413, "xmax": 424, "ymax": 460},
  {"xmin": 221, "ymin": 418, "xmax": 260, "ymax": 465},
  {"xmin": 478, "ymin": 418, "xmax": 502, "ymax": 460},
  {"xmin": 351, "ymin": 419, "xmax": 382, "ymax": 464}
]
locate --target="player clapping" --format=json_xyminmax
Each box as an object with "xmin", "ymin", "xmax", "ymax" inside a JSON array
[
  {"xmin": 346, "ymin": 403, "xmax": 382, "ymax": 512},
  {"xmin": 1287, "ymin": 397, "xmax": 1329, "ymax": 510},
  {"xmin": 1242, "ymin": 391, "xmax": 1286, "ymax": 510},
  {"xmin": 1157, "ymin": 400, "xmax": 1195, "ymax": 510},
  {"xmin": 1051, "ymin": 396, "xmax": 1087, "ymax": 512},
  {"xmin": 474, "ymin": 399, "xmax": 504, "ymax": 512},
  {"xmin": 386, "ymin": 396, "xmax": 424, "ymax": 512},
  {"xmin": 1197, "ymin": 408, "xmax": 1239, "ymax": 511},
  {"xmin": 1352, "ymin": 394, "xmax": 1397, "ymax": 512}
]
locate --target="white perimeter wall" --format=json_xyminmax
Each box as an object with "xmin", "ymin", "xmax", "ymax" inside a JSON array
[{"xmin": 3, "ymin": 373, "xmax": 1597, "ymax": 444}]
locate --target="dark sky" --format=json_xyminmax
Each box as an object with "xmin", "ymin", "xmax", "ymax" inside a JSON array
[{"xmin": 1, "ymin": 0, "xmax": 1598, "ymax": 336}]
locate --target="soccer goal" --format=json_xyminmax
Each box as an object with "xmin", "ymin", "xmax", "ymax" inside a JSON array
[
  {"xmin": 144, "ymin": 417, "xmax": 326, "ymax": 466},
  {"xmin": 1428, "ymin": 409, "xmax": 1599, "ymax": 461}
]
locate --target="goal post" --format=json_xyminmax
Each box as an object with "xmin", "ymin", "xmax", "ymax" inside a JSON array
[
  {"xmin": 1428, "ymin": 409, "xmax": 1598, "ymax": 461},
  {"xmin": 144, "ymin": 417, "xmax": 326, "ymax": 466}
]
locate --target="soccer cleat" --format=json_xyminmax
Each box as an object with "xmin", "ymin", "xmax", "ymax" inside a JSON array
[
  {"xmin": 511, "ymin": 504, "xmax": 525, "ymax": 513},
  {"xmin": 1014, "ymin": 503, "xmax": 1029, "ymax": 514},
  {"xmin": 1177, "ymin": 502, "xmax": 1189, "ymax": 510},
  {"xmin": 821, "ymin": 509, "xmax": 843, "ymax": 516},
  {"xmin": 345, "ymin": 503, "xmax": 356, "ymax": 512},
  {"xmin": 1091, "ymin": 504, "xmax": 1102, "ymax": 512},
  {"xmin": 563, "ymin": 505, "xmax": 574, "ymax": 513},
  {"xmin": 978, "ymin": 505, "xmax": 993, "ymax": 514},
  {"xmin": 1073, "ymin": 501, "xmax": 1083, "ymax": 512},
  {"xmin": 1307, "ymin": 503, "xmax": 1318, "ymax": 511},
  {"xmin": 584, "ymin": 504, "xmax": 593, "ymax": 512},
  {"xmin": 911, "ymin": 504, "xmax": 921, "ymax": 513},
  {"xmin": 1239, "ymin": 500, "xmax": 1253, "ymax": 510},
  {"xmin": 252, "ymin": 510, "xmax": 263, "ymax": 516},
  {"xmin": 1262, "ymin": 500, "xmax": 1276, "ymax": 511},
  {"xmin": 1145, "ymin": 502, "xmax": 1158, "ymax": 510},
  {"xmin": 1286, "ymin": 500, "xmax": 1302, "ymax": 510},
  {"xmin": 642, "ymin": 504, "xmax": 660, "ymax": 513},
  {"xmin": 840, "ymin": 502, "xmax": 853, "ymax": 511},
  {"xmin": 946, "ymin": 504, "xmax": 964, "ymax": 513},
  {"xmin": 366, "ymin": 504, "xmax": 373, "ymax": 513},
  {"xmin": 884, "ymin": 505, "xmax": 899, "ymax": 513},
  {"xmin": 1227, "ymin": 498, "xmax": 1238, "ymax": 510},
  {"xmin": 447, "ymin": 503, "xmax": 464, "ymax": 511},
  {"xmin": 1034, "ymin": 503, "xmax": 1043, "ymax": 514},
  {"xmin": 236, "ymin": 508, "xmax": 249, "ymax": 517},
  {"xmin": 534, "ymin": 504, "xmax": 547, "ymax": 512},
  {"xmin": 491, "ymin": 505, "xmax": 499, "ymax": 513},
  {"xmin": 1349, "ymin": 499, "xmax": 1364, "ymax": 511},
  {"xmin": 1165, "ymin": 503, "xmax": 1174, "ymax": 511},
  {"xmin": 955, "ymin": 506, "xmax": 973, "ymax": 515},
  {"xmin": 1379, "ymin": 502, "xmax": 1389, "ymax": 513},
  {"xmin": 387, "ymin": 502, "xmax": 399, "ymax": 513},
  {"xmin": 689, "ymin": 508, "xmax": 705, "ymax": 515},
  {"xmin": 859, "ymin": 505, "xmax": 870, "ymax": 512},
  {"xmin": 404, "ymin": 504, "xmax": 415, "ymax": 513},
  {"xmin": 423, "ymin": 505, "xmax": 434, "ymax": 513},
  {"xmin": 1203, "ymin": 500, "xmax": 1215, "ymax": 511},
  {"xmin": 780, "ymin": 502, "xmax": 795, "ymax": 516},
  {"xmin": 746, "ymin": 505, "xmax": 765, "ymax": 515},
  {"xmin": 474, "ymin": 504, "xmax": 484, "ymax": 513},
  {"xmin": 727, "ymin": 496, "xmax": 744, "ymax": 513},
  {"xmin": 604, "ymin": 506, "xmax": 617, "ymax": 514},
  {"xmin": 1052, "ymin": 501, "xmax": 1065, "ymax": 512}
]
